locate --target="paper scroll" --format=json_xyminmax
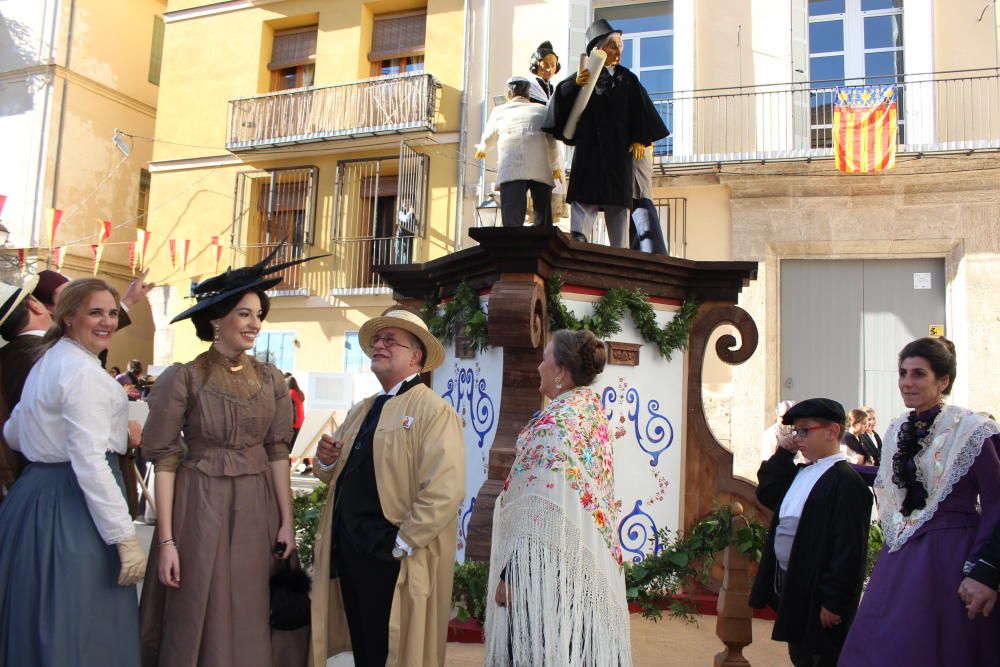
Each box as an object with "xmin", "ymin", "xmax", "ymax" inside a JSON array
[{"xmin": 563, "ymin": 48, "xmax": 608, "ymax": 140}]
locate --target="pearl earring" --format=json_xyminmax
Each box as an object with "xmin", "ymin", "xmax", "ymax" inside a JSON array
[{"xmin": 213, "ymin": 325, "xmax": 221, "ymax": 343}]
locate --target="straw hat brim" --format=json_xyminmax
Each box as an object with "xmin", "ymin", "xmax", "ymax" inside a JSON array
[
  {"xmin": 359, "ymin": 311, "xmax": 445, "ymax": 372},
  {"xmin": 0, "ymin": 275, "xmax": 40, "ymax": 329}
]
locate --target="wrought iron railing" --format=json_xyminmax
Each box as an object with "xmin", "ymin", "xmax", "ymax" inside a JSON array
[
  {"xmin": 241, "ymin": 242, "xmax": 310, "ymax": 293},
  {"xmin": 227, "ymin": 73, "xmax": 440, "ymax": 151},
  {"xmin": 646, "ymin": 68, "xmax": 1000, "ymax": 165},
  {"xmin": 329, "ymin": 235, "xmax": 422, "ymax": 295}
]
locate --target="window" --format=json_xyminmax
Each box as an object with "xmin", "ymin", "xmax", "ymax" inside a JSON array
[
  {"xmin": 369, "ymin": 10, "xmax": 426, "ymax": 77},
  {"xmin": 808, "ymin": 0, "xmax": 904, "ymax": 147},
  {"xmin": 269, "ymin": 26, "xmax": 317, "ymax": 92},
  {"xmin": 344, "ymin": 332, "xmax": 366, "ymax": 373},
  {"xmin": 595, "ymin": 2, "xmax": 674, "ymax": 155},
  {"xmin": 136, "ymin": 169, "xmax": 150, "ymax": 230},
  {"xmin": 148, "ymin": 16, "xmax": 164, "ymax": 85},
  {"xmin": 234, "ymin": 166, "xmax": 318, "ymax": 291},
  {"xmin": 251, "ymin": 331, "xmax": 296, "ymax": 371}
]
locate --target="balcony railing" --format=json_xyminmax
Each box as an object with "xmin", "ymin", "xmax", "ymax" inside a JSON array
[
  {"xmin": 647, "ymin": 68, "xmax": 1000, "ymax": 167},
  {"xmin": 330, "ymin": 236, "xmax": 422, "ymax": 295},
  {"xmin": 242, "ymin": 242, "xmax": 310, "ymax": 294},
  {"xmin": 227, "ymin": 73, "xmax": 440, "ymax": 151}
]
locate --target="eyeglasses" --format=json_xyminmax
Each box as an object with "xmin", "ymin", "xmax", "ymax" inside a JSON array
[
  {"xmin": 791, "ymin": 425, "xmax": 826, "ymax": 439},
  {"xmin": 370, "ymin": 334, "xmax": 414, "ymax": 351}
]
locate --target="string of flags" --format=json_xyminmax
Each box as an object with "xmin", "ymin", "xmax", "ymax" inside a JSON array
[{"xmin": 0, "ymin": 202, "xmax": 205, "ymax": 277}]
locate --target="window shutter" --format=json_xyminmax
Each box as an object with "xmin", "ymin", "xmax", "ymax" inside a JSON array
[
  {"xmin": 269, "ymin": 27, "xmax": 318, "ymax": 70},
  {"xmin": 148, "ymin": 16, "xmax": 164, "ymax": 85},
  {"xmin": 369, "ymin": 11, "xmax": 426, "ymax": 61}
]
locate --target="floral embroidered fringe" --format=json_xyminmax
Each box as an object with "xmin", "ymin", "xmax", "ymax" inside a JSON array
[{"xmin": 485, "ymin": 495, "xmax": 633, "ymax": 667}]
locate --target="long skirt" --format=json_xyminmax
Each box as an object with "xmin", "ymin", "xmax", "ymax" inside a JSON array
[
  {"xmin": 139, "ymin": 467, "xmax": 281, "ymax": 667},
  {"xmin": 0, "ymin": 455, "xmax": 140, "ymax": 667}
]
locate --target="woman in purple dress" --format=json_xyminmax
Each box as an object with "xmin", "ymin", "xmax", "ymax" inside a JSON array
[{"xmin": 839, "ymin": 337, "xmax": 1000, "ymax": 666}]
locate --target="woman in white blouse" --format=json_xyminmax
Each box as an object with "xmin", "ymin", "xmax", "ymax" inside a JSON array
[{"xmin": 0, "ymin": 278, "xmax": 146, "ymax": 666}]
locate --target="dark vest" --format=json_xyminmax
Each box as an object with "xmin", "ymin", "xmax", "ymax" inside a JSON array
[{"xmin": 331, "ymin": 376, "xmax": 421, "ymax": 568}]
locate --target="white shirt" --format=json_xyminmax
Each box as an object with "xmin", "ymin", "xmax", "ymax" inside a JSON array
[
  {"xmin": 4, "ymin": 338, "xmax": 134, "ymax": 544},
  {"xmin": 479, "ymin": 98, "xmax": 560, "ymax": 186},
  {"xmin": 779, "ymin": 452, "xmax": 846, "ymax": 520}
]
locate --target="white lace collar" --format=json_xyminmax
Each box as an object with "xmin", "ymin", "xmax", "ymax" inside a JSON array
[{"xmin": 876, "ymin": 405, "xmax": 998, "ymax": 552}]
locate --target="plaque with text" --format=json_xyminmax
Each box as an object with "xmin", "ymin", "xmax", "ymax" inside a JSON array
[{"xmin": 607, "ymin": 341, "xmax": 641, "ymax": 366}]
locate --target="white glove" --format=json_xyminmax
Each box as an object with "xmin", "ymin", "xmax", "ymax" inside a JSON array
[{"xmin": 116, "ymin": 536, "xmax": 147, "ymax": 586}]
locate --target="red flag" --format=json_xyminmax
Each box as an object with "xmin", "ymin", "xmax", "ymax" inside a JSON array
[
  {"xmin": 46, "ymin": 209, "xmax": 63, "ymax": 248},
  {"xmin": 833, "ymin": 86, "xmax": 898, "ymax": 173},
  {"xmin": 136, "ymin": 229, "xmax": 151, "ymax": 270},
  {"xmin": 169, "ymin": 238, "xmax": 177, "ymax": 267},
  {"xmin": 99, "ymin": 220, "xmax": 112, "ymax": 244},
  {"xmin": 17, "ymin": 248, "xmax": 25, "ymax": 268},
  {"xmin": 180, "ymin": 239, "xmax": 191, "ymax": 271},
  {"xmin": 53, "ymin": 247, "xmax": 65, "ymax": 271},
  {"xmin": 211, "ymin": 235, "xmax": 223, "ymax": 272},
  {"xmin": 0, "ymin": 195, "xmax": 7, "ymax": 218},
  {"xmin": 90, "ymin": 244, "xmax": 104, "ymax": 275},
  {"xmin": 128, "ymin": 241, "xmax": 137, "ymax": 274}
]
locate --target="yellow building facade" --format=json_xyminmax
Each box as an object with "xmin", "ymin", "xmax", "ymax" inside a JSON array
[
  {"xmin": 0, "ymin": 0, "xmax": 164, "ymax": 369},
  {"xmin": 146, "ymin": 0, "xmax": 467, "ymax": 411}
]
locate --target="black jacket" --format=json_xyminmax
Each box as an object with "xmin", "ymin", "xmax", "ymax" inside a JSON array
[
  {"xmin": 969, "ymin": 521, "xmax": 1000, "ymax": 589},
  {"xmin": 842, "ymin": 432, "xmax": 879, "ymax": 465},
  {"xmin": 749, "ymin": 447, "xmax": 873, "ymax": 654},
  {"xmin": 543, "ymin": 65, "xmax": 667, "ymax": 208}
]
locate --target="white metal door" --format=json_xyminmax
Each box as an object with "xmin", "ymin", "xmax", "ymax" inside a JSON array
[{"xmin": 781, "ymin": 258, "xmax": 946, "ymax": 430}]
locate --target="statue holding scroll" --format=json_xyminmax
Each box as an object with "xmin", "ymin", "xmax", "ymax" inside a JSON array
[{"xmin": 543, "ymin": 18, "xmax": 668, "ymax": 247}]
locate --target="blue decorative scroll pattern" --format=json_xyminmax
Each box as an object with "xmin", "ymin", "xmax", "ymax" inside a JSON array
[
  {"xmin": 460, "ymin": 497, "xmax": 477, "ymax": 542},
  {"xmin": 603, "ymin": 383, "xmax": 674, "ymax": 466},
  {"xmin": 440, "ymin": 365, "xmax": 497, "ymax": 449},
  {"xmin": 617, "ymin": 499, "xmax": 660, "ymax": 563}
]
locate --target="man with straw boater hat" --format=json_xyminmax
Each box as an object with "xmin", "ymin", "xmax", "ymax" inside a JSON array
[
  {"xmin": 310, "ymin": 309, "xmax": 465, "ymax": 667},
  {"xmin": 0, "ymin": 275, "xmax": 45, "ymax": 501}
]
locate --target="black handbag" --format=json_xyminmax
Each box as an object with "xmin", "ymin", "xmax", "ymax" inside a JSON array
[{"xmin": 270, "ymin": 554, "xmax": 312, "ymax": 631}]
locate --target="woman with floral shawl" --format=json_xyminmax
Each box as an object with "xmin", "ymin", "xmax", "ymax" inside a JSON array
[
  {"xmin": 485, "ymin": 329, "xmax": 632, "ymax": 666},
  {"xmin": 839, "ymin": 337, "xmax": 1000, "ymax": 666}
]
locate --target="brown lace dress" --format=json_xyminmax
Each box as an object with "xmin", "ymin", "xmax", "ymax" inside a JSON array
[{"xmin": 138, "ymin": 348, "xmax": 292, "ymax": 667}]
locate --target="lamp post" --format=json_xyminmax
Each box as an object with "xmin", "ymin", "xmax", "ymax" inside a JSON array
[{"xmin": 475, "ymin": 192, "xmax": 501, "ymax": 227}]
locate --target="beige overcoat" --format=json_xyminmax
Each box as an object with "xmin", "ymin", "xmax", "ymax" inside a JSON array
[{"xmin": 309, "ymin": 383, "xmax": 465, "ymax": 667}]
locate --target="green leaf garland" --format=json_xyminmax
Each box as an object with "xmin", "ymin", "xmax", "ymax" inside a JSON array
[
  {"xmin": 546, "ymin": 274, "xmax": 700, "ymax": 361},
  {"xmin": 422, "ymin": 281, "xmax": 490, "ymax": 352}
]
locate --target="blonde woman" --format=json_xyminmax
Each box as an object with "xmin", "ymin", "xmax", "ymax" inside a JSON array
[{"xmin": 0, "ymin": 278, "xmax": 145, "ymax": 666}]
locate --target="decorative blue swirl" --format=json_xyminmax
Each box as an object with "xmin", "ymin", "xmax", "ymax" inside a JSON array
[
  {"xmin": 601, "ymin": 386, "xmax": 617, "ymax": 419},
  {"xmin": 460, "ymin": 497, "xmax": 477, "ymax": 542},
  {"xmin": 441, "ymin": 377, "xmax": 457, "ymax": 409},
  {"xmin": 472, "ymin": 377, "xmax": 495, "ymax": 446},
  {"xmin": 439, "ymin": 366, "xmax": 496, "ymax": 449},
  {"xmin": 622, "ymin": 387, "xmax": 674, "ymax": 466},
  {"xmin": 618, "ymin": 499, "xmax": 660, "ymax": 563}
]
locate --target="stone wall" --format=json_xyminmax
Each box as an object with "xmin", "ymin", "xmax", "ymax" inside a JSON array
[{"xmin": 714, "ymin": 154, "xmax": 1000, "ymax": 477}]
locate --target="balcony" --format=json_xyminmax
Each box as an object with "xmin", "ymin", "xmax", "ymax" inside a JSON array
[
  {"xmin": 330, "ymin": 236, "xmax": 422, "ymax": 295},
  {"xmin": 243, "ymin": 242, "xmax": 312, "ymax": 295},
  {"xmin": 647, "ymin": 68, "xmax": 1000, "ymax": 168},
  {"xmin": 227, "ymin": 73, "xmax": 440, "ymax": 152}
]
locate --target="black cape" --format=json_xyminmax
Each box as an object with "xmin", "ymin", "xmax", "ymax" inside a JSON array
[
  {"xmin": 749, "ymin": 447, "xmax": 873, "ymax": 655},
  {"xmin": 543, "ymin": 65, "xmax": 668, "ymax": 208}
]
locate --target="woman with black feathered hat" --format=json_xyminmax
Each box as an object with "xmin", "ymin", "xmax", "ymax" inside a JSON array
[{"xmin": 138, "ymin": 248, "xmax": 321, "ymax": 667}]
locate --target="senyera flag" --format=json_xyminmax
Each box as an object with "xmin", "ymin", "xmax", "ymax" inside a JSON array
[{"xmin": 833, "ymin": 85, "xmax": 898, "ymax": 173}]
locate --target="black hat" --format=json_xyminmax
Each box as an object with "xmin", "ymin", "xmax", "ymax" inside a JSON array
[
  {"xmin": 170, "ymin": 243, "xmax": 327, "ymax": 324},
  {"xmin": 585, "ymin": 19, "xmax": 622, "ymax": 55},
  {"xmin": 781, "ymin": 398, "xmax": 846, "ymax": 426}
]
